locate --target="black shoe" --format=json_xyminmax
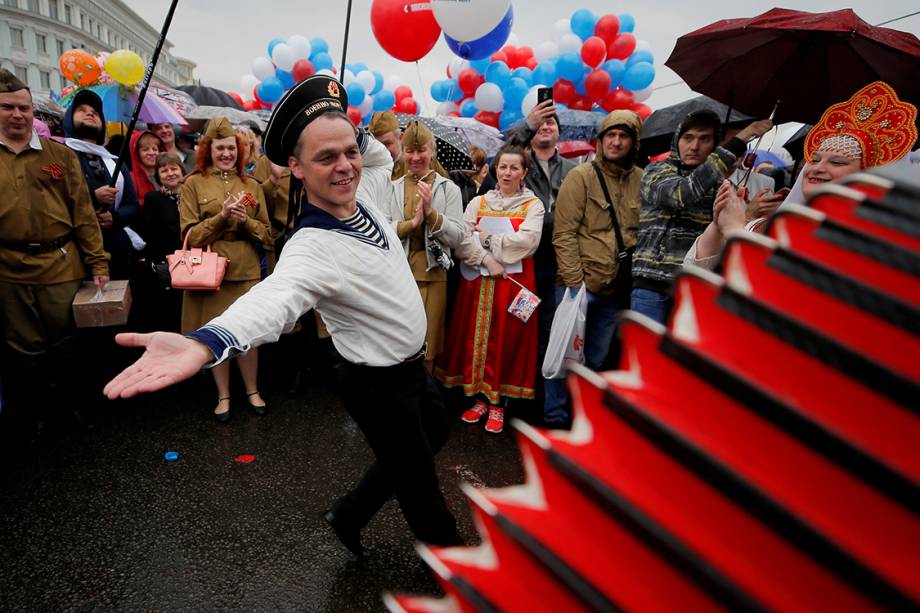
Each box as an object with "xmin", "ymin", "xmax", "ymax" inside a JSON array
[
  {"xmin": 246, "ymin": 391, "xmax": 268, "ymax": 416},
  {"xmin": 323, "ymin": 510, "xmax": 365, "ymax": 557},
  {"xmin": 214, "ymin": 397, "xmax": 231, "ymax": 423}
]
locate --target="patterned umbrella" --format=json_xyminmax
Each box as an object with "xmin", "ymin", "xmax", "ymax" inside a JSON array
[
  {"xmin": 436, "ymin": 115, "xmax": 505, "ymax": 157},
  {"xmin": 150, "ymin": 82, "xmax": 198, "ymax": 117},
  {"xmin": 60, "ymin": 84, "xmax": 187, "ymax": 125},
  {"xmin": 184, "ymin": 106, "xmax": 264, "ymax": 131},
  {"xmin": 395, "ymin": 113, "xmax": 473, "ymax": 171},
  {"xmin": 505, "ymin": 108, "xmax": 604, "ymax": 142}
]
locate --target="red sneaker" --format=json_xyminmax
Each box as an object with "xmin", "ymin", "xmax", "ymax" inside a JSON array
[
  {"xmin": 484, "ymin": 406, "xmax": 504, "ymax": 433},
  {"xmin": 461, "ymin": 400, "xmax": 489, "ymax": 423}
]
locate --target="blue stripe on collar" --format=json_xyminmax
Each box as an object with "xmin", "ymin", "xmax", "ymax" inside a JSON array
[{"xmin": 294, "ymin": 200, "xmax": 389, "ymax": 249}]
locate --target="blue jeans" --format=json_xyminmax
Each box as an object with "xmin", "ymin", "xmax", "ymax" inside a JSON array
[
  {"xmin": 544, "ymin": 287, "xmax": 620, "ymax": 424},
  {"xmin": 630, "ymin": 288, "xmax": 672, "ymax": 326}
]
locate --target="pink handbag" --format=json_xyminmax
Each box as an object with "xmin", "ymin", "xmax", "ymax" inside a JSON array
[{"xmin": 166, "ymin": 232, "xmax": 228, "ymax": 291}]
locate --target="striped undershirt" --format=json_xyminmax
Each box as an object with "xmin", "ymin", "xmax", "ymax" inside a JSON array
[{"xmin": 341, "ymin": 206, "xmax": 386, "ymax": 248}]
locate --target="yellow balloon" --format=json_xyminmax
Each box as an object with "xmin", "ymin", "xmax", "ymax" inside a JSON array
[{"xmin": 105, "ymin": 50, "xmax": 145, "ymax": 86}]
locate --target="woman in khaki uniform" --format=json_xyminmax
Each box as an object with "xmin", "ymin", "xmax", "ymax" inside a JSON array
[{"xmin": 179, "ymin": 118, "xmax": 272, "ymax": 422}]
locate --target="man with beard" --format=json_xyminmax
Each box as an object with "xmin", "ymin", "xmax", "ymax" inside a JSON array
[
  {"xmin": 64, "ymin": 90, "xmax": 140, "ymax": 280},
  {"xmin": 543, "ymin": 110, "xmax": 644, "ymax": 427},
  {"xmin": 0, "ymin": 69, "xmax": 108, "ymax": 441}
]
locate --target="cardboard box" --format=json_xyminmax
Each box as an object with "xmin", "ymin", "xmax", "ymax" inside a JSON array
[{"xmin": 72, "ymin": 280, "xmax": 132, "ymax": 328}]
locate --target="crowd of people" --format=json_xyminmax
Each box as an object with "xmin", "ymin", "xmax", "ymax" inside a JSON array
[{"xmin": 2, "ymin": 67, "xmax": 918, "ymax": 554}]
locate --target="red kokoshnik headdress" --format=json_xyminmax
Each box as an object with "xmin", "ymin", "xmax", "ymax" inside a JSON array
[{"xmin": 804, "ymin": 81, "xmax": 918, "ymax": 168}]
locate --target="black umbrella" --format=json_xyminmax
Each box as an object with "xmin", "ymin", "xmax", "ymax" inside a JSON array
[
  {"xmin": 782, "ymin": 124, "xmax": 813, "ymax": 161},
  {"xmin": 176, "ymin": 85, "xmax": 244, "ymax": 110},
  {"xmin": 640, "ymin": 95, "xmax": 753, "ymax": 157},
  {"xmin": 395, "ymin": 113, "xmax": 473, "ymax": 172}
]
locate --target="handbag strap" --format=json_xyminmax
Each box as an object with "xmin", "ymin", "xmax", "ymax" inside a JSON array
[
  {"xmin": 180, "ymin": 227, "xmax": 211, "ymax": 253},
  {"xmin": 592, "ymin": 162, "xmax": 629, "ymax": 261}
]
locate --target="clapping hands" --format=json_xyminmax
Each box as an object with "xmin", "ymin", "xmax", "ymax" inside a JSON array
[{"xmin": 220, "ymin": 192, "xmax": 249, "ymax": 223}]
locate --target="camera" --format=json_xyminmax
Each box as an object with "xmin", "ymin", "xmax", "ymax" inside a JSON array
[{"xmin": 428, "ymin": 240, "xmax": 453, "ymax": 270}]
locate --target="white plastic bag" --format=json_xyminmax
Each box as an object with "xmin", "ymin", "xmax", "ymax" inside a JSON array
[{"xmin": 541, "ymin": 284, "xmax": 587, "ymax": 379}]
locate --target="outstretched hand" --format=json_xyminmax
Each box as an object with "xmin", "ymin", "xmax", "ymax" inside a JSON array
[{"xmin": 103, "ymin": 332, "xmax": 214, "ymax": 400}]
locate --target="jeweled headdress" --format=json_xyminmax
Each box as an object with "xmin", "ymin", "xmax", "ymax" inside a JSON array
[{"xmin": 804, "ymin": 81, "xmax": 918, "ymax": 168}]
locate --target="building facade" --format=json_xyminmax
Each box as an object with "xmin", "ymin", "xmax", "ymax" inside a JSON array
[{"xmin": 0, "ymin": 0, "xmax": 195, "ymax": 99}]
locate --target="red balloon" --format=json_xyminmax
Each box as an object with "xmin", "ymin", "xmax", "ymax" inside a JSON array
[
  {"xmin": 242, "ymin": 99, "xmax": 258, "ymax": 111},
  {"xmin": 292, "ymin": 59, "xmax": 315, "ymax": 82},
  {"xmin": 581, "ymin": 36, "xmax": 607, "ymax": 68},
  {"xmin": 490, "ymin": 50, "xmax": 508, "ymax": 64},
  {"xmin": 505, "ymin": 46, "xmax": 523, "ymax": 68},
  {"xmin": 253, "ymin": 86, "xmax": 262, "ymax": 105},
  {"xmin": 227, "ymin": 91, "xmax": 244, "ymax": 106},
  {"xmin": 370, "ymin": 0, "xmax": 441, "ymax": 62},
  {"xmin": 394, "ymin": 85, "xmax": 414, "ymax": 102},
  {"xmin": 347, "ymin": 105, "xmax": 363, "ymax": 126},
  {"xmin": 608, "ymin": 33, "xmax": 637, "ymax": 61},
  {"xmin": 457, "ymin": 68, "xmax": 479, "ymax": 97},
  {"xmin": 553, "ymin": 79, "xmax": 576, "ymax": 106},
  {"xmin": 448, "ymin": 111, "xmax": 461, "ymax": 117},
  {"xmin": 525, "ymin": 57, "xmax": 538, "ymax": 70},
  {"xmin": 594, "ymin": 14, "xmax": 620, "ymax": 44},
  {"xmin": 570, "ymin": 96, "xmax": 594, "ymax": 112},
  {"xmin": 632, "ymin": 102, "xmax": 653, "ymax": 120},
  {"xmin": 585, "ymin": 70, "xmax": 612, "ymax": 101},
  {"xmin": 473, "ymin": 110, "xmax": 500, "ymax": 128},
  {"xmin": 397, "ymin": 96, "xmax": 418, "ymax": 114},
  {"xmin": 601, "ymin": 87, "xmax": 635, "ymax": 111},
  {"xmin": 519, "ymin": 46, "xmax": 534, "ymax": 60}
]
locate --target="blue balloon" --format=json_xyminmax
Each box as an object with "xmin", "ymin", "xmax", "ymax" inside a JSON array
[
  {"xmin": 627, "ymin": 49, "xmax": 654, "ymax": 66},
  {"xmin": 310, "ymin": 37, "xmax": 329, "ymax": 56},
  {"xmin": 267, "ymin": 37, "xmax": 286, "ymax": 58},
  {"xmin": 511, "ymin": 67, "xmax": 532, "ymax": 86},
  {"xmin": 460, "ymin": 98, "xmax": 478, "ymax": 118},
  {"xmin": 373, "ymin": 89, "xmax": 395, "ymax": 111},
  {"xmin": 485, "ymin": 61, "xmax": 511, "ymax": 89},
  {"xmin": 371, "ymin": 71, "xmax": 384, "ymax": 95},
  {"xmin": 275, "ymin": 67, "xmax": 295, "ymax": 89},
  {"xmin": 573, "ymin": 67, "xmax": 589, "ymax": 97},
  {"xmin": 346, "ymin": 82, "xmax": 366, "ymax": 106},
  {"xmin": 601, "ymin": 59, "xmax": 626, "ymax": 87},
  {"xmin": 430, "ymin": 80, "xmax": 448, "ymax": 103},
  {"xmin": 621, "ymin": 61, "xmax": 655, "ymax": 90},
  {"xmin": 257, "ymin": 77, "xmax": 284, "ymax": 104},
  {"xmin": 503, "ymin": 77, "xmax": 529, "ymax": 110},
  {"xmin": 362, "ymin": 112, "xmax": 373, "ymax": 126},
  {"xmin": 618, "ymin": 14, "xmax": 635, "ymax": 33},
  {"xmin": 312, "ymin": 52, "xmax": 334, "ymax": 72},
  {"xmin": 531, "ymin": 60, "xmax": 557, "ymax": 86},
  {"xmin": 446, "ymin": 79, "xmax": 465, "ymax": 102},
  {"xmin": 444, "ymin": 5, "xmax": 513, "ymax": 60},
  {"xmin": 556, "ymin": 51, "xmax": 583, "ymax": 82},
  {"xmin": 570, "ymin": 9, "xmax": 598, "ymax": 41},
  {"xmin": 469, "ymin": 58, "xmax": 491, "ymax": 73},
  {"xmin": 352, "ymin": 62, "xmax": 368, "ymax": 74},
  {"xmin": 499, "ymin": 109, "xmax": 522, "ymax": 130}
]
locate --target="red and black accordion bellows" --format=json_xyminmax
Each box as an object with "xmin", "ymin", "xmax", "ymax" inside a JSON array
[{"xmin": 386, "ymin": 164, "xmax": 920, "ymax": 613}]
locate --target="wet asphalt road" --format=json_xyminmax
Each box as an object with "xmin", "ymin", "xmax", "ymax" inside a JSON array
[{"xmin": 0, "ymin": 355, "xmax": 528, "ymax": 611}]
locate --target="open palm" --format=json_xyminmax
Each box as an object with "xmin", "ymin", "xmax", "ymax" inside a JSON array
[{"xmin": 103, "ymin": 332, "xmax": 213, "ymax": 399}]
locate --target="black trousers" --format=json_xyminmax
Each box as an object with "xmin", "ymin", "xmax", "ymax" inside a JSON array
[{"xmin": 333, "ymin": 356, "xmax": 461, "ymax": 547}]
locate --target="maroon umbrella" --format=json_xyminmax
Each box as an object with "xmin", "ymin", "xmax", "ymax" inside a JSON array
[{"xmin": 665, "ymin": 8, "xmax": 920, "ymax": 125}]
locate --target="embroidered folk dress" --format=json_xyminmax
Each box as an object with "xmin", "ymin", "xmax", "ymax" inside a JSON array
[{"xmin": 435, "ymin": 188, "xmax": 544, "ymax": 404}]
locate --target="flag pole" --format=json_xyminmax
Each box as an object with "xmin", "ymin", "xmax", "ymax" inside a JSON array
[
  {"xmin": 109, "ymin": 0, "xmax": 180, "ymax": 186},
  {"xmin": 340, "ymin": 0, "xmax": 354, "ymax": 77}
]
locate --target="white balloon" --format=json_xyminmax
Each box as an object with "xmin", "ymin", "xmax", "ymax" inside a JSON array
[
  {"xmin": 558, "ymin": 33, "xmax": 582, "ymax": 54},
  {"xmin": 448, "ymin": 57, "xmax": 469, "ymax": 78},
  {"xmin": 475, "ymin": 82, "xmax": 504, "ymax": 113},
  {"xmin": 552, "ymin": 18, "xmax": 572, "ymax": 43},
  {"xmin": 431, "ymin": 0, "xmax": 511, "ymax": 43},
  {"xmin": 343, "ymin": 69, "xmax": 356, "ymax": 86},
  {"xmin": 436, "ymin": 101, "xmax": 459, "ymax": 116},
  {"xmin": 240, "ymin": 74, "xmax": 260, "ymax": 96},
  {"xmin": 287, "ymin": 35, "xmax": 312, "ymax": 60},
  {"xmin": 252, "ymin": 57, "xmax": 275, "ymax": 81},
  {"xmin": 271, "ymin": 43, "xmax": 295, "ymax": 72},
  {"xmin": 632, "ymin": 86, "xmax": 653, "ymax": 103},
  {"xmin": 356, "ymin": 70, "xmax": 376, "ymax": 93},
  {"xmin": 634, "ymin": 39, "xmax": 652, "ymax": 53},
  {"xmin": 316, "ymin": 69, "xmax": 335, "ymax": 77},
  {"xmin": 520, "ymin": 85, "xmax": 541, "ymax": 117},
  {"xmin": 385, "ymin": 74, "xmax": 403, "ymax": 91},
  {"xmin": 534, "ymin": 41, "xmax": 559, "ymax": 63},
  {"xmin": 359, "ymin": 95, "xmax": 374, "ymax": 115},
  {"xmin": 506, "ymin": 32, "xmax": 520, "ymax": 47}
]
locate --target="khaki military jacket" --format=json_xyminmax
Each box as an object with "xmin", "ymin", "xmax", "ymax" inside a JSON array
[
  {"xmin": 0, "ymin": 135, "xmax": 108, "ymax": 283},
  {"xmin": 179, "ymin": 169, "xmax": 272, "ymax": 282}
]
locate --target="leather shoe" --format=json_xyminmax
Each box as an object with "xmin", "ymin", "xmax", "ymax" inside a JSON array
[
  {"xmin": 214, "ymin": 397, "xmax": 231, "ymax": 423},
  {"xmin": 323, "ymin": 510, "xmax": 364, "ymax": 557},
  {"xmin": 246, "ymin": 391, "xmax": 268, "ymax": 416}
]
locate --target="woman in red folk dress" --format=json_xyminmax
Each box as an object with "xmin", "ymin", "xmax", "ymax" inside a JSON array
[{"xmin": 436, "ymin": 145, "xmax": 544, "ymax": 434}]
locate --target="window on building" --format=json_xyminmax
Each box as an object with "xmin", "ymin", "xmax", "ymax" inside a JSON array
[
  {"xmin": 48, "ymin": 0, "xmax": 58, "ymax": 19},
  {"xmin": 3, "ymin": 0, "xmax": 18, "ymax": 8},
  {"xmin": 11, "ymin": 28, "xmax": 24, "ymax": 48},
  {"xmin": 40, "ymin": 71, "xmax": 50, "ymax": 89},
  {"xmin": 56, "ymin": 39, "xmax": 64, "ymax": 56},
  {"xmin": 58, "ymin": 74, "xmax": 65, "ymax": 90},
  {"xmin": 107, "ymin": 31, "xmax": 112, "ymax": 45},
  {"xmin": 80, "ymin": 13, "xmax": 85, "ymax": 29},
  {"xmin": 64, "ymin": 4, "xmax": 71, "ymax": 23},
  {"xmin": 96, "ymin": 24, "xmax": 100, "ymax": 38},
  {"xmin": 25, "ymin": 0, "xmax": 36, "ymax": 11},
  {"xmin": 14, "ymin": 66, "xmax": 28, "ymax": 84},
  {"xmin": 36, "ymin": 33, "xmax": 47, "ymax": 54}
]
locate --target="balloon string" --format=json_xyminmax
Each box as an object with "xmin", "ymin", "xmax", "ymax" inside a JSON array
[{"xmin": 415, "ymin": 60, "xmax": 429, "ymax": 116}]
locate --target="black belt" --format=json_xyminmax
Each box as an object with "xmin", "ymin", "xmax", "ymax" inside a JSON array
[
  {"xmin": 404, "ymin": 343, "xmax": 428, "ymax": 363},
  {"xmin": 0, "ymin": 236, "xmax": 71, "ymax": 254}
]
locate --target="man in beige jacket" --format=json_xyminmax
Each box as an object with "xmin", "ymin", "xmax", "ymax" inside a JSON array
[{"xmin": 544, "ymin": 110, "xmax": 643, "ymax": 427}]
